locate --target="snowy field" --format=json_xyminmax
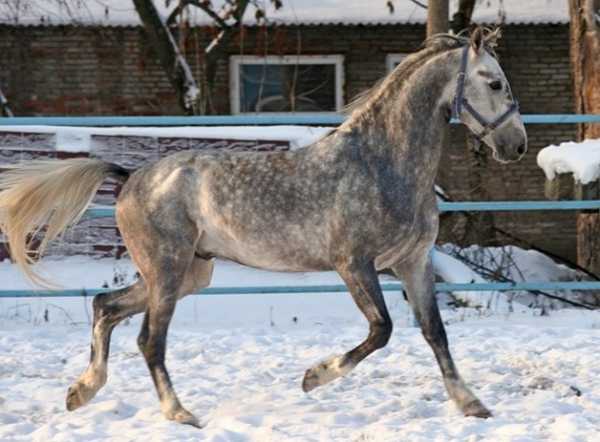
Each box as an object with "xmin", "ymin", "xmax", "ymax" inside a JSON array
[{"xmin": 0, "ymin": 258, "xmax": 599, "ymax": 441}]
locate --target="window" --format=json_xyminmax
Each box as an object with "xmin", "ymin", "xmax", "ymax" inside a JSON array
[
  {"xmin": 230, "ymin": 55, "xmax": 344, "ymax": 114},
  {"xmin": 386, "ymin": 54, "xmax": 408, "ymax": 73}
]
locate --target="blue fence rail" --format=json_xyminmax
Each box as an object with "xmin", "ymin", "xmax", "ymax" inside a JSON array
[
  {"xmin": 83, "ymin": 200, "xmax": 600, "ymax": 220},
  {"xmin": 1, "ymin": 113, "xmax": 600, "ymax": 300},
  {"xmin": 2, "ymin": 281, "xmax": 600, "ymax": 299},
  {"xmin": 1, "ymin": 114, "xmax": 600, "ymax": 127}
]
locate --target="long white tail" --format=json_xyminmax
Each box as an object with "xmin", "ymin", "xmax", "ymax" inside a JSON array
[{"xmin": 0, "ymin": 158, "xmax": 129, "ymax": 286}]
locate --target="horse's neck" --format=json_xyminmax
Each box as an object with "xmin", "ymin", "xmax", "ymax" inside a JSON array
[{"xmin": 345, "ymin": 50, "xmax": 457, "ymax": 188}]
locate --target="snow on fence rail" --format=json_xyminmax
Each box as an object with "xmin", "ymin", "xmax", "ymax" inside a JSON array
[{"xmin": 1, "ymin": 113, "xmax": 600, "ymax": 299}]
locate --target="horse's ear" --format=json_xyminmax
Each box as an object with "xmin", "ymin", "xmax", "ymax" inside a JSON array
[
  {"xmin": 470, "ymin": 27, "xmax": 484, "ymax": 54},
  {"xmin": 484, "ymin": 27, "xmax": 502, "ymax": 49}
]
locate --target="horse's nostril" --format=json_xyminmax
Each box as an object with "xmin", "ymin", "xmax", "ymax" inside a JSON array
[{"xmin": 517, "ymin": 144, "xmax": 526, "ymax": 155}]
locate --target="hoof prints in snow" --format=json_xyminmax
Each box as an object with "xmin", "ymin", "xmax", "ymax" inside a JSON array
[{"xmin": 0, "ymin": 314, "xmax": 599, "ymax": 441}]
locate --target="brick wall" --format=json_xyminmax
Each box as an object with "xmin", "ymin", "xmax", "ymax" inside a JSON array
[{"xmin": 0, "ymin": 23, "xmax": 577, "ymax": 260}]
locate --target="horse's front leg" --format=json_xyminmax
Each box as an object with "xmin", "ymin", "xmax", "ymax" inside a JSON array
[
  {"xmin": 302, "ymin": 258, "xmax": 393, "ymax": 391},
  {"xmin": 391, "ymin": 252, "xmax": 491, "ymax": 418}
]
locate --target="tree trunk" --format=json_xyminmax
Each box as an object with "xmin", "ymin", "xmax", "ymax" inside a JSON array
[
  {"xmin": 447, "ymin": 1, "xmax": 494, "ymax": 245},
  {"xmin": 450, "ymin": 0, "xmax": 476, "ymax": 34},
  {"xmin": 202, "ymin": 0, "xmax": 250, "ymax": 113},
  {"xmin": 427, "ymin": 0, "xmax": 449, "ymax": 37},
  {"xmin": 463, "ymin": 135, "xmax": 497, "ymax": 245},
  {"xmin": 133, "ymin": 0, "xmax": 199, "ymax": 114},
  {"xmin": 570, "ymin": 0, "xmax": 600, "ymax": 139},
  {"xmin": 569, "ymin": 0, "xmax": 600, "ymax": 273}
]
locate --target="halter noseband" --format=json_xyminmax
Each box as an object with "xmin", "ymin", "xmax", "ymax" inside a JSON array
[{"xmin": 451, "ymin": 45, "xmax": 519, "ymax": 139}]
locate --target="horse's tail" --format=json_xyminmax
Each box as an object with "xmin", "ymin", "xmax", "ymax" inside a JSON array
[{"xmin": 0, "ymin": 158, "xmax": 130, "ymax": 286}]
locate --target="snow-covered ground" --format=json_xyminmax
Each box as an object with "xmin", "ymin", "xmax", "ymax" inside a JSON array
[{"xmin": 1, "ymin": 256, "xmax": 599, "ymax": 441}]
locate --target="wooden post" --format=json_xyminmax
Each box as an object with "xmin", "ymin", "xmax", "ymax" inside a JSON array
[
  {"xmin": 576, "ymin": 180, "xmax": 600, "ymax": 274},
  {"xmin": 544, "ymin": 174, "xmax": 574, "ymax": 201}
]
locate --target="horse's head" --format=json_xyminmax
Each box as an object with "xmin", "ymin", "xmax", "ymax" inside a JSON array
[{"xmin": 451, "ymin": 27, "xmax": 527, "ymax": 163}]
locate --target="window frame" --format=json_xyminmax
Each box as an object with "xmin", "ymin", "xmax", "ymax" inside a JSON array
[
  {"xmin": 386, "ymin": 53, "xmax": 408, "ymax": 73},
  {"xmin": 229, "ymin": 54, "xmax": 345, "ymax": 115}
]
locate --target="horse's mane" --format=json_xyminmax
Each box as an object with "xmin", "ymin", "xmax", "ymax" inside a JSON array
[{"xmin": 343, "ymin": 28, "xmax": 501, "ymax": 118}]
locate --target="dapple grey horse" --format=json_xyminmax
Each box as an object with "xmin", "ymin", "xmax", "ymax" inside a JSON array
[{"xmin": 0, "ymin": 28, "xmax": 526, "ymax": 427}]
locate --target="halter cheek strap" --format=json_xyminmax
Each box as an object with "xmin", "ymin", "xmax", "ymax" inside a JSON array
[{"xmin": 451, "ymin": 45, "xmax": 519, "ymax": 140}]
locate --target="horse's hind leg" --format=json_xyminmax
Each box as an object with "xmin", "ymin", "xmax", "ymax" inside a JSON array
[
  {"xmin": 66, "ymin": 281, "xmax": 147, "ymax": 411},
  {"xmin": 65, "ymin": 254, "xmax": 212, "ymax": 414},
  {"xmin": 392, "ymin": 254, "xmax": 491, "ymax": 418},
  {"xmin": 135, "ymin": 247, "xmax": 213, "ymax": 428},
  {"xmin": 302, "ymin": 259, "xmax": 393, "ymax": 391},
  {"xmin": 136, "ymin": 258, "xmax": 208, "ymax": 427}
]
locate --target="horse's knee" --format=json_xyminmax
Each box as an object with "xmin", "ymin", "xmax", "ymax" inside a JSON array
[
  {"xmin": 370, "ymin": 319, "xmax": 393, "ymax": 350},
  {"xmin": 92, "ymin": 292, "xmax": 108, "ymax": 315},
  {"xmin": 92, "ymin": 292, "xmax": 114, "ymax": 325}
]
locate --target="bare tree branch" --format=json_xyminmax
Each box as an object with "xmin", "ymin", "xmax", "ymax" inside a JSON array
[
  {"xmin": 435, "ymin": 189, "xmax": 600, "ymax": 282},
  {"xmin": 185, "ymin": 0, "xmax": 230, "ymax": 29},
  {"xmin": 448, "ymin": 249, "xmax": 597, "ymax": 310},
  {"xmin": 166, "ymin": 1, "xmax": 187, "ymax": 27}
]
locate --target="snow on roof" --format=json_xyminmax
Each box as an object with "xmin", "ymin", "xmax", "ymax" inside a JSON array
[
  {"xmin": 0, "ymin": 0, "xmax": 569, "ymax": 27},
  {"xmin": 537, "ymin": 139, "xmax": 600, "ymax": 184}
]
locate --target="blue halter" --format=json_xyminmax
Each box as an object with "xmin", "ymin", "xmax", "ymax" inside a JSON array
[{"xmin": 451, "ymin": 45, "xmax": 519, "ymax": 139}]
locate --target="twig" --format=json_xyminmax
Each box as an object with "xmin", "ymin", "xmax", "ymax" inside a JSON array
[
  {"xmin": 435, "ymin": 189, "xmax": 600, "ymax": 281},
  {"xmin": 186, "ymin": 0, "xmax": 231, "ymax": 29},
  {"xmin": 448, "ymin": 251, "xmax": 596, "ymax": 310},
  {"xmin": 45, "ymin": 303, "xmax": 77, "ymax": 325},
  {"xmin": 407, "ymin": 0, "xmax": 428, "ymax": 9}
]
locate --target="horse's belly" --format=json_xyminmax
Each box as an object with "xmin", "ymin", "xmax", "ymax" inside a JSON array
[
  {"xmin": 198, "ymin": 229, "xmax": 333, "ymax": 272},
  {"xmin": 374, "ymin": 238, "xmax": 431, "ymax": 270}
]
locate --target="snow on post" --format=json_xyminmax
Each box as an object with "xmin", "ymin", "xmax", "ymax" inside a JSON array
[
  {"xmin": 537, "ymin": 138, "xmax": 600, "ymax": 275},
  {"xmin": 537, "ymin": 139, "xmax": 600, "ymax": 185},
  {"xmin": 537, "ymin": 138, "xmax": 600, "ymax": 200}
]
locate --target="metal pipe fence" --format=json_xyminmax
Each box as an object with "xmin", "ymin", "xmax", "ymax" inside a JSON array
[
  {"xmin": 1, "ymin": 114, "xmax": 600, "ymax": 127},
  {"xmin": 1, "ymin": 113, "xmax": 599, "ymax": 299}
]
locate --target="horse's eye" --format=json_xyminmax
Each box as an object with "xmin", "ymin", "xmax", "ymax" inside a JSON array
[{"xmin": 489, "ymin": 80, "xmax": 502, "ymax": 91}]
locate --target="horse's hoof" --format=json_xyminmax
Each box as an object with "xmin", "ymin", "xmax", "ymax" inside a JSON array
[
  {"xmin": 66, "ymin": 382, "xmax": 95, "ymax": 411},
  {"xmin": 167, "ymin": 408, "xmax": 203, "ymax": 428},
  {"xmin": 302, "ymin": 368, "xmax": 320, "ymax": 393},
  {"xmin": 462, "ymin": 400, "xmax": 492, "ymax": 419},
  {"xmin": 301, "ymin": 355, "xmax": 355, "ymax": 393}
]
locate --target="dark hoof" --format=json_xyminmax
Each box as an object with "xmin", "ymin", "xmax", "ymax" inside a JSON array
[
  {"xmin": 463, "ymin": 400, "xmax": 492, "ymax": 419},
  {"xmin": 66, "ymin": 384, "xmax": 86, "ymax": 411},
  {"xmin": 302, "ymin": 368, "xmax": 320, "ymax": 393}
]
